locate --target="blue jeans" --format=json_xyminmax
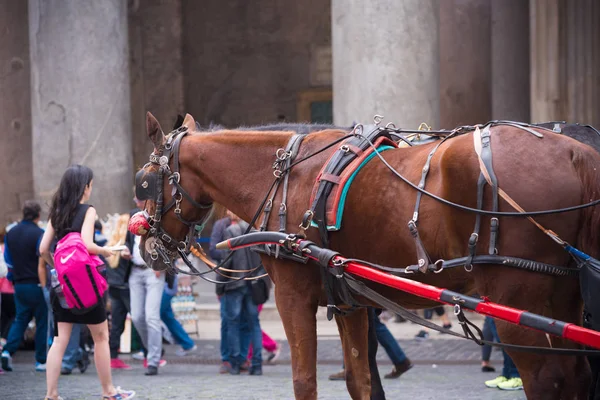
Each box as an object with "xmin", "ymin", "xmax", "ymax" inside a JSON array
[
  {"xmin": 4, "ymin": 283, "xmax": 48, "ymax": 363},
  {"xmin": 220, "ymin": 296, "xmax": 250, "ymax": 363},
  {"xmin": 222, "ymin": 285, "xmax": 262, "ymax": 367},
  {"xmin": 488, "ymin": 318, "xmax": 520, "ymax": 379},
  {"xmin": 373, "ymin": 311, "xmax": 407, "ymax": 365},
  {"xmin": 160, "ymin": 292, "xmax": 195, "ymax": 350},
  {"xmin": 62, "ymin": 324, "xmax": 83, "ymax": 370}
]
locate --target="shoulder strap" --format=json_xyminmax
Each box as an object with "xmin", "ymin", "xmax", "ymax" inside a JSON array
[{"xmin": 71, "ymin": 205, "xmax": 91, "ymax": 233}]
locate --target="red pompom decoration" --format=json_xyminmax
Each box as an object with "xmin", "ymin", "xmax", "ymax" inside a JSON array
[{"xmin": 128, "ymin": 211, "xmax": 151, "ymax": 236}]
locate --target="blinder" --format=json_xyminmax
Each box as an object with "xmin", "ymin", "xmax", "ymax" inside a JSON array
[{"xmin": 135, "ymin": 168, "xmax": 158, "ymax": 201}]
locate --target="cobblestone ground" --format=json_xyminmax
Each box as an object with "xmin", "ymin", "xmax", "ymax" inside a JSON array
[
  {"xmin": 1, "ymin": 339, "xmax": 527, "ymax": 400},
  {"xmin": 1, "ymin": 363, "xmax": 525, "ymax": 400}
]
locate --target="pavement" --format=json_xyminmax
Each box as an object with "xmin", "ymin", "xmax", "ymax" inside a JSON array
[{"xmin": 1, "ymin": 308, "xmax": 527, "ymax": 400}]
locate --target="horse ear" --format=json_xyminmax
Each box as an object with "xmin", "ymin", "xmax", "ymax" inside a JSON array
[
  {"xmin": 146, "ymin": 112, "xmax": 165, "ymax": 150},
  {"xmin": 182, "ymin": 113, "xmax": 196, "ymax": 130}
]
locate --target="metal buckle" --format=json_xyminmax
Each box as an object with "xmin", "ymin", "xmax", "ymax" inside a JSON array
[
  {"xmin": 159, "ymin": 156, "xmax": 169, "ymax": 166},
  {"xmin": 299, "ymin": 210, "xmax": 314, "ymax": 231},
  {"xmin": 340, "ymin": 145, "xmax": 350, "ymax": 152}
]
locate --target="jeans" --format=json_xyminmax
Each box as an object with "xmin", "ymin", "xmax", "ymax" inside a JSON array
[
  {"xmin": 222, "ymin": 285, "xmax": 262, "ymax": 367},
  {"xmin": 481, "ymin": 316, "xmax": 495, "ymax": 362},
  {"xmin": 129, "ymin": 268, "xmax": 164, "ymax": 367},
  {"xmin": 4, "ymin": 283, "xmax": 48, "ymax": 363},
  {"xmin": 160, "ymin": 291, "xmax": 195, "ymax": 350},
  {"xmin": 373, "ymin": 310, "xmax": 407, "ymax": 365},
  {"xmin": 109, "ymin": 286, "xmax": 130, "ymax": 359},
  {"xmin": 62, "ymin": 324, "xmax": 83, "ymax": 371},
  {"xmin": 219, "ymin": 296, "xmax": 250, "ymax": 363},
  {"xmin": 488, "ymin": 318, "xmax": 520, "ymax": 379}
]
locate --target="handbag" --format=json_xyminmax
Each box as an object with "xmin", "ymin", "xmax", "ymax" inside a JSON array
[{"xmin": 250, "ymin": 276, "xmax": 270, "ymax": 305}]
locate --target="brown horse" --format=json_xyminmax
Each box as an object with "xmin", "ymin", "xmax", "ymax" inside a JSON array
[{"xmin": 136, "ymin": 112, "xmax": 600, "ymax": 399}]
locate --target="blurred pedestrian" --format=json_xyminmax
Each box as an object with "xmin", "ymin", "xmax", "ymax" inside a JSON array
[
  {"xmin": 1, "ymin": 201, "xmax": 48, "ymax": 372},
  {"xmin": 480, "ymin": 316, "xmax": 496, "ymax": 373},
  {"xmin": 125, "ymin": 196, "xmax": 167, "ymax": 376},
  {"xmin": 414, "ymin": 306, "xmax": 452, "ymax": 340},
  {"xmin": 483, "ymin": 319, "xmax": 523, "ymax": 391},
  {"xmin": 38, "ymin": 165, "xmax": 134, "ymax": 400}
]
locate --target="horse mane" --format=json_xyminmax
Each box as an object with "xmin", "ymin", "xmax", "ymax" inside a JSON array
[{"xmin": 190, "ymin": 120, "xmax": 352, "ymax": 135}]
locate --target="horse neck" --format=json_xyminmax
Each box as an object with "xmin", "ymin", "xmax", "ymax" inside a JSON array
[{"xmin": 183, "ymin": 130, "xmax": 292, "ymax": 222}]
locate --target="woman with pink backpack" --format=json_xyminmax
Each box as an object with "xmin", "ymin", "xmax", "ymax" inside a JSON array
[{"xmin": 39, "ymin": 165, "xmax": 135, "ymax": 400}]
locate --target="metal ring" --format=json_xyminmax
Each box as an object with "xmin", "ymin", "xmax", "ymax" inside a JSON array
[
  {"xmin": 178, "ymin": 241, "xmax": 187, "ymax": 251},
  {"xmin": 373, "ymin": 115, "xmax": 384, "ymax": 125},
  {"xmin": 453, "ymin": 304, "xmax": 461, "ymax": 316},
  {"xmin": 273, "ymin": 169, "xmax": 283, "ymax": 178},
  {"xmin": 433, "ymin": 259, "xmax": 444, "ymax": 274},
  {"xmin": 464, "ymin": 263, "xmax": 473, "ymax": 272},
  {"xmin": 159, "ymin": 156, "xmax": 169, "ymax": 166},
  {"xmin": 385, "ymin": 122, "xmax": 397, "ymax": 129},
  {"xmin": 279, "ymin": 203, "xmax": 287, "ymax": 213},
  {"xmin": 169, "ymin": 172, "xmax": 180, "ymax": 183},
  {"xmin": 276, "ymin": 148, "xmax": 290, "ymax": 160},
  {"xmin": 150, "ymin": 251, "xmax": 159, "ymax": 261}
]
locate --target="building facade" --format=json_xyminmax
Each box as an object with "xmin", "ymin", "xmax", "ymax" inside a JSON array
[{"xmin": 0, "ymin": 0, "xmax": 598, "ymax": 222}]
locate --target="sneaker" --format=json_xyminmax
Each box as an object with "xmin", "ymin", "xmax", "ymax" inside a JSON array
[
  {"xmin": 36, "ymin": 362, "xmax": 47, "ymax": 371},
  {"xmin": 249, "ymin": 365, "xmax": 262, "ymax": 376},
  {"xmin": 1, "ymin": 351, "xmax": 12, "ymax": 371},
  {"xmin": 103, "ymin": 386, "xmax": 136, "ymax": 399},
  {"xmin": 481, "ymin": 365, "xmax": 496, "ymax": 373},
  {"xmin": 219, "ymin": 362, "xmax": 231, "ymax": 374},
  {"xmin": 414, "ymin": 330, "xmax": 429, "ymax": 340},
  {"xmin": 131, "ymin": 351, "xmax": 145, "ymax": 361},
  {"xmin": 175, "ymin": 344, "xmax": 197, "ymax": 357},
  {"xmin": 485, "ymin": 376, "xmax": 508, "ymax": 388},
  {"xmin": 440, "ymin": 323, "xmax": 452, "ymax": 334},
  {"xmin": 229, "ymin": 362, "xmax": 241, "ymax": 375},
  {"xmin": 143, "ymin": 358, "xmax": 167, "ymax": 368},
  {"xmin": 384, "ymin": 359, "xmax": 413, "ymax": 379},
  {"xmin": 111, "ymin": 358, "xmax": 132, "ymax": 370},
  {"xmin": 265, "ymin": 345, "xmax": 281, "ymax": 364},
  {"xmin": 60, "ymin": 367, "xmax": 72, "ymax": 375},
  {"xmin": 328, "ymin": 369, "xmax": 346, "ymax": 381},
  {"xmin": 497, "ymin": 377, "xmax": 524, "ymax": 391},
  {"xmin": 144, "ymin": 365, "xmax": 158, "ymax": 376}
]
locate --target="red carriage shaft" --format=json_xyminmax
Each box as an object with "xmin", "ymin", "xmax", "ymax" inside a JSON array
[
  {"xmin": 339, "ymin": 257, "xmax": 600, "ymax": 349},
  {"xmin": 221, "ymin": 232, "xmax": 600, "ymax": 350}
]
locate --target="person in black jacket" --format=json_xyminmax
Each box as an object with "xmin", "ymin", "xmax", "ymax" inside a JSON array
[{"xmin": 220, "ymin": 215, "xmax": 264, "ymax": 376}]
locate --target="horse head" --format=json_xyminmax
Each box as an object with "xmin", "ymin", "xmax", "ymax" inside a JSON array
[{"xmin": 129, "ymin": 111, "xmax": 214, "ymax": 271}]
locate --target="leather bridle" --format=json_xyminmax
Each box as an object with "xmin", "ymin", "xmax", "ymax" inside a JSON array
[{"xmin": 136, "ymin": 125, "xmax": 214, "ymax": 269}]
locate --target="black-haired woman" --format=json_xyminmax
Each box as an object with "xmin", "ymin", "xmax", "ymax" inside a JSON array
[{"xmin": 39, "ymin": 165, "xmax": 135, "ymax": 400}]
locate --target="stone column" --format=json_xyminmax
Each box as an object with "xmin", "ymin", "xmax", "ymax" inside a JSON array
[
  {"xmin": 332, "ymin": 0, "xmax": 440, "ymax": 128},
  {"xmin": 29, "ymin": 0, "xmax": 133, "ymax": 216},
  {"xmin": 0, "ymin": 0, "xmax": 33, "ymax": 224},
  {"xmin": 440, "ymin": 0, "xmax": 492, "ymax": 127},
  {"xmin": 491, "ymin": 0, "xmax": 530, "ymax": 121},
  {"xmin": 129, "ymin": 0, "xmax": 184, "ymax": 171},
  {"xmin": 530, "ymin": 0, "xmax": 600, "ymax": 126}
]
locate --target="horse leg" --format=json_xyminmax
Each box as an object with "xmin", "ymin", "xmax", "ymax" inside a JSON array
[
  {"xmin": 334, "ymin": 308, "xmax": 374, "ymax": 400},
  {"xmin": 367, "ymin": 308, "xmax": 386, "ymax": 400},
  {"xmin": 272, "ymin": 266, "xmax": 320, "ymax": 400}
]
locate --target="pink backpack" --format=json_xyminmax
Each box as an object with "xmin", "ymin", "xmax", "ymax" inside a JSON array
[{"xmin": 53, "ymin": 232, "xmax": 107, "ymax": 312}]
